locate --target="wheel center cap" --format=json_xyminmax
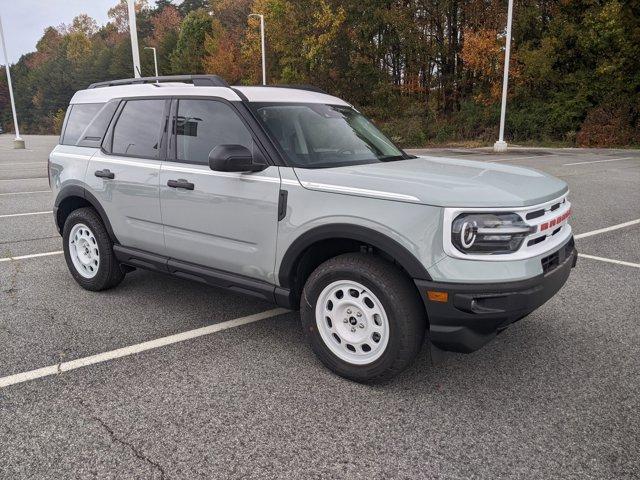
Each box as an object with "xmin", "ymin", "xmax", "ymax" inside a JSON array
[
  {"xmin": 349, "ymin": 317, "xmax": 357, "ymax": 325},
  {"xmin": 76, "ymin": 240, "xmax": 92, "ymax": 263}
]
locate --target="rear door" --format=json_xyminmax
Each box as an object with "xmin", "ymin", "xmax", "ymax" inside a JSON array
[
  {"xmin": 159, "ymin": 98, "xmax": 280, "ymax": 283},
  {"xmin": 87, "ymin": 98, "xmax": 169, "ymax": 255}
]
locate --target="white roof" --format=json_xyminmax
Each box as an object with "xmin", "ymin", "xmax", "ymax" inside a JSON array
[
  {"xmin": 234, "ymin": 86, "xmax": 349, "ymax": 105},
  {"xmin": 71, "ymin": 83, "xmax": 240, "ymax": 104},
  {"xmin": 70, "ymin": 82, "xmax": 349, "ymax": 106}
]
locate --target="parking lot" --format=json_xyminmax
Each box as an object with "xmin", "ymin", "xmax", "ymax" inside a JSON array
[{"xmin": 1, "ymin": 134, "xmax": 638, "ymax": 479}]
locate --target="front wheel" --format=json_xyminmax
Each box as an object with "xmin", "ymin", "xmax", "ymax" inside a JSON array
[{"xmin": 300, "ymin": 253, "xmax": 426, "ymax": 383}]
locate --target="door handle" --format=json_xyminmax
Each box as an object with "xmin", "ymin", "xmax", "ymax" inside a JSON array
[
  {"xmin": 167, "ymin": 179, "xmax": 195, "ymax": 190},
  {"xmin": 95, "ymin": 169, "xmax": 115, "ymax": 179}
]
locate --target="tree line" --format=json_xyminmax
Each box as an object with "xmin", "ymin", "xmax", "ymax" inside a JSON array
[{"xmin": 0, "ymin": 0, "xmax": 638, "ymax": 147}]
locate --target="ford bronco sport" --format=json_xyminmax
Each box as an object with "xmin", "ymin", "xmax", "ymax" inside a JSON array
[{"xmin": 50, "ymin": 75, "xmax": 577, "ymax": 382}]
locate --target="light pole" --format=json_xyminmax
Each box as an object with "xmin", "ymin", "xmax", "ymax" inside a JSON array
[
  {"xmin": 248, "ymin": 13, "xmax": 266, "ymax": 85},
  {"xmin": 144, "ymin": 47, "xmax": 159, "ymax": 78},
  {"xmin": 127, "ymin": 0, "xmax": 142, "ymax": 78},
  {"xmin": 494, "ymin": 0, "xmax": 514, "ymax": 153},
  {"xmin": 0, "ymin": 15, "xmax": 24, "ymax": 149}
]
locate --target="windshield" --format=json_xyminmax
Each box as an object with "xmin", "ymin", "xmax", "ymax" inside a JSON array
[{"xmin": 252, "ymin": 102, "xmax": 409, "ymax": 168}]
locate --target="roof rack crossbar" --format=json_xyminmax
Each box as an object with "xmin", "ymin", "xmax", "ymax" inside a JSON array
[{"xmin": 88, "ymin": 75, "xmax": 230, "ymax": 89}]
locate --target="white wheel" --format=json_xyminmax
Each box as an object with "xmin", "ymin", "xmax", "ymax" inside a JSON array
[
  {"xmin": 68, "ymin": 223, "xmax": 100, "ymax": 279},
  {"xmin": 315, "ymin": 280, "xmax": 390, "ymax": 365}
]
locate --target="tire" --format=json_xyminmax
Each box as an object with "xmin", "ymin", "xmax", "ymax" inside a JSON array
[
  {"xmin": 62, "ymin": 207, "xmax": 125, "ymax": 291},
  {"xmin": 300, "ymin": 253, "xmax": 426, "ymax": 383}
]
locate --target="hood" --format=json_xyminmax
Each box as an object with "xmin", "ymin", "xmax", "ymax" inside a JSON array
[{"xmin": 293, "ymin": 156, "xmax": 568, "ymax": 208}]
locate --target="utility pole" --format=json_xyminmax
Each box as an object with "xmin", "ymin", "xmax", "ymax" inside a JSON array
[
  {"xmin": 127, "ymin": 0, "xmax": 141, "ymax": 78},
  {"xmin": 494, "ymin": 0, "xmax": 514, "ymax": 153},
  {"xmin": 248, "ymin": 14, "xmax": 266, "ymax": 85},
  {"xmin": 0, "ymin": 15, "xmax": 24, "ymax": 149},
  {"xmin": 144, "ymin": 46, "xmax": 159, "ymax": 78}
]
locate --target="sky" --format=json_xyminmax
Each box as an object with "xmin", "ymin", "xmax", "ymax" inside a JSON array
[{"xmin": 0, "ymin": 0, "xmax": 161, "ymax": 64}]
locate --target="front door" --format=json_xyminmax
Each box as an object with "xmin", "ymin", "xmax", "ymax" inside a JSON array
[{"xmin": 159, "ymin": 98, "xmax": 280, "ymax": 283}]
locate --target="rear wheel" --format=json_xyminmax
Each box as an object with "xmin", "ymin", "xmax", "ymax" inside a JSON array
[
  {"xmin": 300, "ymin": 253, "xmax": 426, "ymax": 383},
  {"xmin": 63, "ymin": 207, "xmax": 125, "ymax": 291}
]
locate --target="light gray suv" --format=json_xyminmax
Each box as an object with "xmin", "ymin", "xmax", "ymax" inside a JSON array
[{"xmin": 50, "ymin": 75, "xmax": 577, "ymax": 382}]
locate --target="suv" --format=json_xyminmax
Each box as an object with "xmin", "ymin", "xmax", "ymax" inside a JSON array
[{"xmin": 50, "ymin": 75, "xmax": 577, "ymax": 382}]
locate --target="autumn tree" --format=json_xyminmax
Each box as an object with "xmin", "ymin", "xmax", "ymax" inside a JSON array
[
  {"xmin": 2, "ymin": 0, "xmax": 638, "ymax": 147},
  {"xmin": 149, "ymin": 5, "xmax": 182, "ymax": 75}
]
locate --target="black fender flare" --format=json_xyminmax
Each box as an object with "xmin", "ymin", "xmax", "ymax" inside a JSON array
[
  {"xmin": 278, "ymin": 223, "xmax": 432, "ymax": 288},
  {"xmin": 54, "ymin": 185, "xmax": 118, "ymax": 243}
]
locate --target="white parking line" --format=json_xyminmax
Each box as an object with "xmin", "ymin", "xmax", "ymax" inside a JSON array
[
  {"xmin": 0, "ymin": 251, "xmax": 63, "ymax": 263},
  {"xmin": 578, "ymin": 254, "xmax": 640, "ymax": 269},
  {"xmin": 0, "ymin": 177, "xmax": 48, "ymax": 182},
  {"xmin": 0, "ymin": 190, "xmax": 50, "ymax": 196},
  {"xmin": 0, "ymin": 162, "xmax": 45, "ymax": 167},
  {"xmin": 563, "ymin": 157, "xmax": 636, "ymax": 166},
  {"xmin": 0, "ymin": 308, "xmax": 289, "ymax": 389},
  {"xmin": 574, "ymin": 219, "xmax": 640, "ymax": 239},
  {"xmin": 489, "ymin": 154, "xmax": 558, "ymax": 162},
  {"xmin": 0, "ymin": 211, "xmax": 52, "ymax": 219}
]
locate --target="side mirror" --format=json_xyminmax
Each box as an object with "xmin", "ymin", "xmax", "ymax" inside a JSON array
[{"xmin": 208, "ymin": 145, "xmax": 267, "ymax": 173}]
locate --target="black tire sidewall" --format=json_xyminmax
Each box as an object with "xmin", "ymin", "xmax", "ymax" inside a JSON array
[
  {"xmin": 62, "ymin": 208, "xmax": 121, "ymax": 291},
  {"xmin": 301, "ymin": 255, "xmax": 425, "ymax": 382}
]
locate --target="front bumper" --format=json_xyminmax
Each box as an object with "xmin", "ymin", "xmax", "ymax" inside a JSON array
[{"xmin": 415, "ymin": 237, "xmax": 577, "ymax": 353}]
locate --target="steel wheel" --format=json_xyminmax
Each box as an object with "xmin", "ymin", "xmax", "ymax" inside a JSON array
[
  {"xmin": 68, "ymin": 223, "xmax": 100, "ymax": 279},
  {"xmin": 315, "ymin": 280, "xmax": 390, "ymax": 365}
]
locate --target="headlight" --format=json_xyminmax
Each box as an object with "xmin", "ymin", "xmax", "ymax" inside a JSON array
[{"xmin": 451, "ymin": 212, "xmax": 535, "ymax": 255}]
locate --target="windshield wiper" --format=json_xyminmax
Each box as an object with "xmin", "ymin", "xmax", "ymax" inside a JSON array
[{"xmin": 378, "ymin": 155, "xmax": 405, "ymax": 162}]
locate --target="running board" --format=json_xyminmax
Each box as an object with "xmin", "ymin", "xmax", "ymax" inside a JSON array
[{"xmin": 113, "ymin": 245, "xmax": 294, "ymax": 308}]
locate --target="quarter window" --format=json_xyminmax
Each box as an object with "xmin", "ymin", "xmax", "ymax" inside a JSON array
[
  {"xmin": 112, "ymin": 100, "xmax": 166, "ymax": 158},
  {"xmin": 175, "ymin": 99, "xmax": 254, "ymax": 165},
  {"xmin": 77, "ymin": 101, "xmax": 119, "ymax": 148},
  {"xmin": 61, "ymin": 103, "xmax": 104, "ymax": 145}
]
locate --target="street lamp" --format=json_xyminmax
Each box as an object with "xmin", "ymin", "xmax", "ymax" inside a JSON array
[
  {"xmin": 144, "ymin": 47, "xmax": 159, "ymax": 78},
  {"xmin": 494, "ymin": 0, "xmax": 514, "ymax": 153},
  {"xmin": 127, "ymin": 0, "xmax": 142, "ymax": 78},
  {"xmin": 248, "ymin": 13, "xmax": 266, "ymax": 85},
  {"xmin": 0, "ymin": 15, "xmax": 24, "ymax": 149}
]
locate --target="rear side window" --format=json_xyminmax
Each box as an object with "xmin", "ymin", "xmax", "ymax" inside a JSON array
[
  {"xmin": 112, "ymin": 100, "xmax": 166, "ymax": 158},
  {"xmin": 61, "ymin": 103, "xmax": 104, "ymax": 145},
  {"xmin": 76, "ymin": 102, "xmax": 119, "ymax": 148},
  {"xmin": 175, "ymin": 99, "xmax": 254, "ymax": 165}
]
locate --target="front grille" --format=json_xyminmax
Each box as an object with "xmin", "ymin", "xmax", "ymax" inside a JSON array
[
  {"xmin": 519, "ymin": 196, "xmax": 571, "ymax": 253},
  {"xmin": 527, "ymin": 236, "xmax": 546, "ymax": 247},
  {"xmin": 541, "ymin": 237, "xmax": 575, "ymax": 274},
  {"xmin": 526, "ymin": 209, "xmax": 545, "ymax": 220}
]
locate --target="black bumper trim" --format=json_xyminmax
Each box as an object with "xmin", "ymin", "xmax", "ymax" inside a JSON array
[{"xmin": 415, "ymin": 241, "xmax": 577, "ymax": 353}]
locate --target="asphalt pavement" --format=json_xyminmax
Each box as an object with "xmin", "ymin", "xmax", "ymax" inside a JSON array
[{"xmin": 1, "ymin": 135, "xmax": 639, "ymax": 479}]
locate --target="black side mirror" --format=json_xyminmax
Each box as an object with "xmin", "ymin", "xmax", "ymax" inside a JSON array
[{"xmin": 208, "ymin": 145, "xmax": 266, "ymax": 173}]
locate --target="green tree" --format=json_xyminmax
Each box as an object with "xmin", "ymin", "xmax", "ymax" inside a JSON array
[{"xmin": 170, "ymin": 9, "xmax": 214, "ymax": 74}]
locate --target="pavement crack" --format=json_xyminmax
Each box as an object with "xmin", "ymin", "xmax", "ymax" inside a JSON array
[
  {"xmin": 1, "ymin": 260, "xmax": 21, "ymax": 302},
  {"xmin": 56, "ymin": 351, "xmax": 65, "ymax": 374},
  {"xmin": 78, "ymin": 400, "xmax": 167, "ymax": 479}
]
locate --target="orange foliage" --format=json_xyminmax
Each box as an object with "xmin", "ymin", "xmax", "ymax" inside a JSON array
[
  {"xmin": 203, "ymin": 35, "xmax": 244, "ymax": 84},
  {"xmin": 461, "ymin": 28, "xmax": 519, "ymax": 104},
  {"xmin": 149, "ymin": 5, "xmax": 182, "ymax": 48},
  {"xmin": 461, "ymin": 29, "xmax": 501, "ymax": 78}
]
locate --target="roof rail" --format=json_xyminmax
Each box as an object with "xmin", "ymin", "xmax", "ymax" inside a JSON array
[
  {"xmin": 88, "ymin": 75, "xmax": 230, "ymax": 89},
  {"xmin": 262, "ymin": 84, "xmax": 329, "ymax": 95}
]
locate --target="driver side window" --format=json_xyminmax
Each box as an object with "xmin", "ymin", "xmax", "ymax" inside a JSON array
[{"xmin": 174, "ymin": 99, "xmax": 254, "ymax": 165}]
